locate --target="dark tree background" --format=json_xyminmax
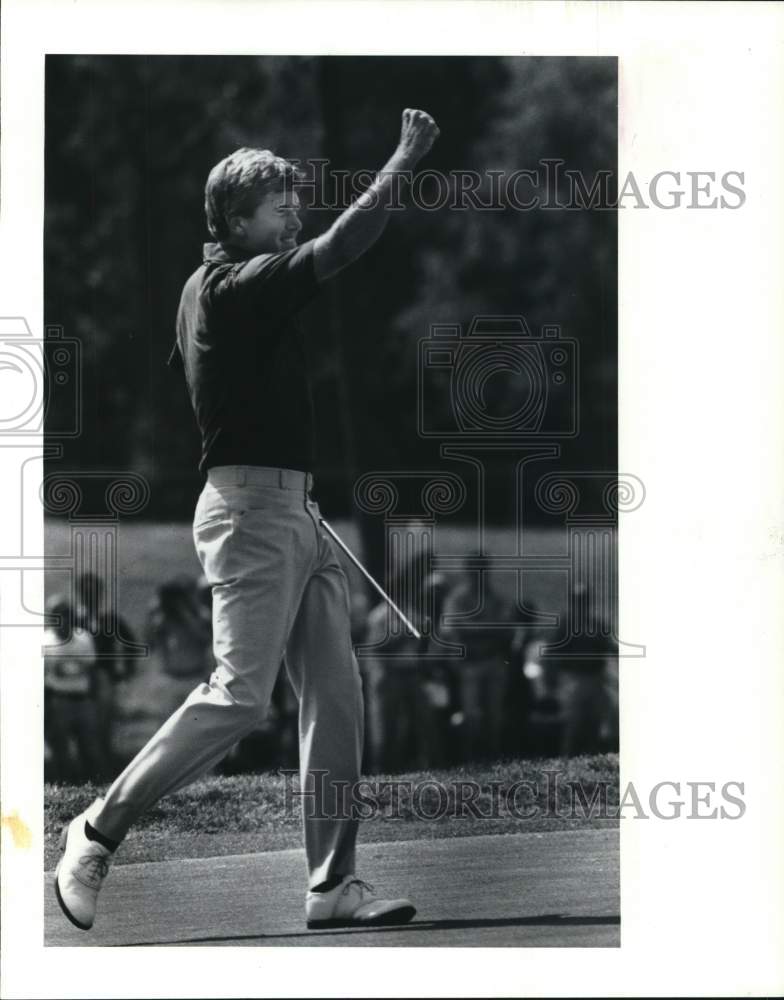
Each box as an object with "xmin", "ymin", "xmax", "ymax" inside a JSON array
[{"xmin": 44, "ymin": 55, "xmax": 616, "ymax": 535}]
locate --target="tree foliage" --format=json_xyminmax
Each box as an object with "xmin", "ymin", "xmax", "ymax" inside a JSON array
[{"xmin": 44, "ymin": 55, "xmax": 616, "ymax": 520}]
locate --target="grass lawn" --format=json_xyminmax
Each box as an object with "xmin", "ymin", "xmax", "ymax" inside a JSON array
[{"xmin": 44, "ymin": 753, "xmax": 618, "ymax": 870}]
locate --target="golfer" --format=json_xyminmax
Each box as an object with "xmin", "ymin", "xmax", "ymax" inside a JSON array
[{"xmin": 55, "ymin": 108, "xmax": 440, "ymax": 931}]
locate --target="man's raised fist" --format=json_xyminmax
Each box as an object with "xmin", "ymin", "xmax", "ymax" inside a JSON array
[{"xmin": 397, "ymin": 108, "xmax": 440, "ymax": 163}]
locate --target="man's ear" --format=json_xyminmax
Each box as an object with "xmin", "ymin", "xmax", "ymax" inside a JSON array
[{"xmin": 228, "ymin": 215, "xmax": 247, "ymax": 240}]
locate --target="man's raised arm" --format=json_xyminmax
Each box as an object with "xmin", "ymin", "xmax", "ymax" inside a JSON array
[{"xmin": 312, "ymin": 108, "xmax": 440, "ymax": 282}]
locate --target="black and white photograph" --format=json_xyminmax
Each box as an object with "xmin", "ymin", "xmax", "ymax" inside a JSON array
[
  {"xmin": 40, "ymin": 51, "xmax": 621, "ymax": 948},
  {"xmin": 1, "ymin": 2, "xmax": 783, "ymax": 997}
]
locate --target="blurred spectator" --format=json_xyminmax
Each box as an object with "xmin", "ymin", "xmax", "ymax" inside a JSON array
[
  {"xmin": 146, "ymin": 574, "xmax": 213, "ymax": 680},
  {"xmin": 74, "ymin": 571, "xmax": 140, "ymax": 764},
  {"xmin": 546, "ymin": 589, "xmax": 619, "ymax": 757},
  {"xmin": 360, "ymin": 553, "xmax": 457, "ymax": 773},
  {"xmin": 413, "ymin": 570, "xmax": 457, "ymax": 769},
  {"xmin": 75, "ymin": 572, "xmax": 140, "ymax": 680},
  {"xmin": 501, "ymin": 611, "xmax": 537, "ymax": 757},
  {"xmin": 441, "ymin": 575, "xmax": 518, "ymax": 763},
  {"xmin": 43, "ymin": 594, "xmax": 105, "ymax": 782},
  {"xmin": 144, "ymin": 574, "xmax": 214, "ymax": 723},
  {"xmin": 195, "ymin": 572, "xmax": 213, "ymax": 617},
  {"xmin": 602, "ymin": 653, "xmax": 619, "ymax": 750},
  {"xmin": 520, "ymin": 622, "xmax": 564, "ymax": 757},
  {"xmin": 348, "ymin": 588, "xmax": 370, "ymax": 645},
  {"xmin": 362, "ymin": 604, "xmax": 421, "ymax": 773}
]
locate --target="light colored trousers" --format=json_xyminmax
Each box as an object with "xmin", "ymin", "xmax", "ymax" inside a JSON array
[{"xmin": 94, "ymin": 466, "xmax": 364, "ymax": 889}]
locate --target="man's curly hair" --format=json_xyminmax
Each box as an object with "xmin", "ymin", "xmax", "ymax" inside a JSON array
[{"xmin": 204, "ymin": 148, "xmax": 304, "ymax": 242}]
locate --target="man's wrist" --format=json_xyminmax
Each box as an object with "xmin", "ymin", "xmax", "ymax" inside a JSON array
[{"xmin": 386, "ymin": 148, "xmax": 419, "ymax": 174}]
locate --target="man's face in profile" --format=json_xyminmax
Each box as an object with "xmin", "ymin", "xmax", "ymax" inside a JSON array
[{"xmin": 234, "ymin": 188, "xmax": 303, "ymax": 255}]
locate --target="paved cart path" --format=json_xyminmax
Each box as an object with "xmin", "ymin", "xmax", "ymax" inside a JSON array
[{"xmin": 45, "ymin": 828, "xmax": 619, "ymax": 947}]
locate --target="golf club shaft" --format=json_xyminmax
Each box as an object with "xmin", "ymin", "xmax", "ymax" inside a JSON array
[{"xmin": 318, "ymin": 517, "xmax": 422, "ymax": 640}]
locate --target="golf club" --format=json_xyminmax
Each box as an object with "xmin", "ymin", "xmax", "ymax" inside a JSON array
[{"xmin": 318, "ymin": 517, "xmax": 422, "ymax": 640}]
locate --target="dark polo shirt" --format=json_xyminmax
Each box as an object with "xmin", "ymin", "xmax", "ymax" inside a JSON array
[{"xmin": 169, "ymin": 240, "xmax": 320, "ymax": 475}]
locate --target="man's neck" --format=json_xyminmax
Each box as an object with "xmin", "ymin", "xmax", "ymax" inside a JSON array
[{"xmin": 220, "ymin": 239, "xmax": 250, "ymax": 258}]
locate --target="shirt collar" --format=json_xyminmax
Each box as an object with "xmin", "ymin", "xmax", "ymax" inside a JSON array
[{"xmin": 203, "ymin": 241, "xmax": 252, "ymax": 264}]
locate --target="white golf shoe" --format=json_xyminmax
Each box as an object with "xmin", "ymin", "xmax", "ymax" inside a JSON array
[
  {"xmin": 305, "ymin": 876, "xmax": 416, "ymax": 929},
  {"xmin": 54, "ymin": 800, "xmax": 113, "ymax": 930}
]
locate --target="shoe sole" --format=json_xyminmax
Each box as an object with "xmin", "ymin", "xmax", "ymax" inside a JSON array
[
  {"xmin": 53, "ymin": 824, "xmax": 92, "ymax": 932},
  {"xmin": 307, "ymin": 904, "xmax": 416, "ymax": 930}
]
